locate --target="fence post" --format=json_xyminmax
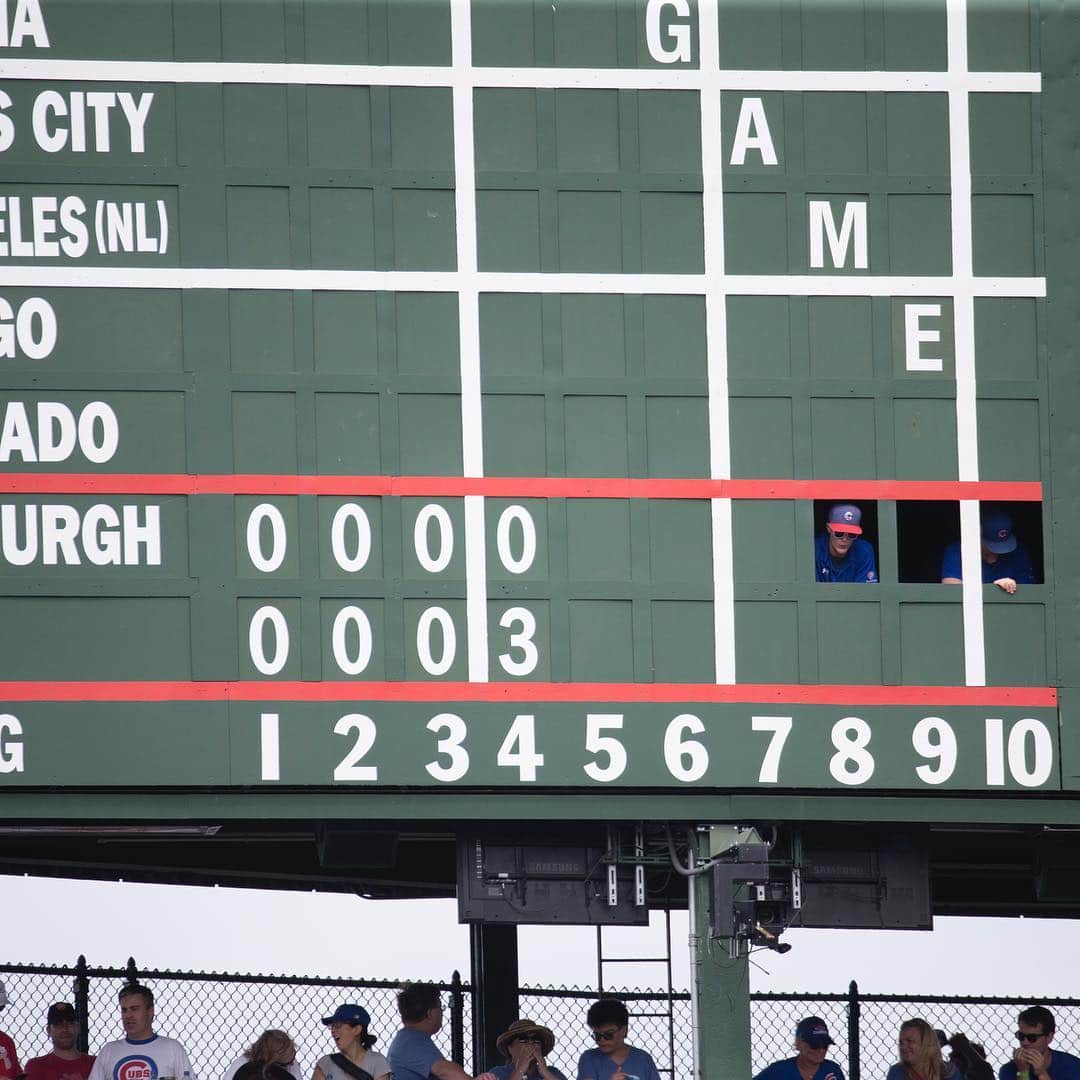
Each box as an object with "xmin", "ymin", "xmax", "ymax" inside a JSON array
[
  {"xmin": 847, "ymin": 980, "xmax": 860, "ymax": 1080},
  {"xmin": 450, "ymin": 970, "xmax": 465, "ymax": 1066},
  {"xmin": 74, "ymin": 955, "xmax": 90, "ymax": 1054},
  {"xmin": 125, "ymin": 957, "xmax": 138, "ymax": 986}
]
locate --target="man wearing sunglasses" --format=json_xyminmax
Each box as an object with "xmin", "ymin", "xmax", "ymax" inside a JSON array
[
  {"xmin": 1000, "ymin": 1006, "xmax": 1080, "ymax": 1080},
  {"xmin": 575, "ymin": 1000, "xmax": 659, "ymax": 1080},
  {"xmin": 815, "ymin": 504, "xmax": 877, "ymax": 584}
]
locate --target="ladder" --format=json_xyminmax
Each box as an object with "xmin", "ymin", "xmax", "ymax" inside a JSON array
[{"xmin": 595, "ymin": 906, "xmax": 679, "ymax": 1078}]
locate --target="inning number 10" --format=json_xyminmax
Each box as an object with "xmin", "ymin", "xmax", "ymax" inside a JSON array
[{"xmin": 246, "ymin": 502, "xmax": 538, "ymax": 676}]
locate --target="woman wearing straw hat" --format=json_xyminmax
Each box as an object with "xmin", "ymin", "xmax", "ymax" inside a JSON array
[{"xmin": 476, "ymin": 1020, "xmax": 566, "ymax": 1080}]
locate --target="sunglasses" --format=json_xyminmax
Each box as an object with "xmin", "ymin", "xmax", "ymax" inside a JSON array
[
  {"xmin": 830, "ymin": 530, "xmax": 858, "ymax": 539},
  {"xmin": 592, "ymin": 1029, "xmax": 621, "ymax": 1041},
  {"xmin": 1017, "ymin": 1032, "xmax": 1045, "ymax": 1043}
]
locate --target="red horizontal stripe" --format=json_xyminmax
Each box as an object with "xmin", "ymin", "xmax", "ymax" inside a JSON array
[
  {"xmin": 0, "ymin": 474, "xmax": 1044, "ymax": 501},
  {"xmin": 0, "ymin": 680, "xmax": 1056, "ymax": 707}
]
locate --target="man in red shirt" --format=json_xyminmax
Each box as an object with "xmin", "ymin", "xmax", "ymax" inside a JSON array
[
  {"xmin": 0, "ymin": 981, "xmax": 21, "ymax": 1080},
  {"xmin": 25, "ymin": 1003, "xmax": 95, "ymax": 1080}
]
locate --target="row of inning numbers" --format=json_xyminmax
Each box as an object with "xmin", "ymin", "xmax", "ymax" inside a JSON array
[{"xmin": 256, "ymin": 712, "xmax": 1055, "ymax": 787}]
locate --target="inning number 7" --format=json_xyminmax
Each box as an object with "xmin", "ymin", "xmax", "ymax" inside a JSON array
[{"xmin": 752, "ymin": 715, "xmax": 793, "ymax": 783}]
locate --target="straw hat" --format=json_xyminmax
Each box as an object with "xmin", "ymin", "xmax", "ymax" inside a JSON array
[{"xmin": 495, "ymin": 1019, "xmax": 556, "ymax": 1057}]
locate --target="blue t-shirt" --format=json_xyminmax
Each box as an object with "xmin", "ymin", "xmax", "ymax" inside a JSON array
[
  {"xmin": 814, "ymin": 534, "xmax": 877, "ymax": 583},
  {"xmin": 388, "ymin": 1028, "xmax": 443, "ymax": 1080},
  {"xmin": 999, "ymin": 1049, "xmax": 1080, "ymax": 1080},
  {"xmin": 755, "ymin": 1057, "xmax": 845, "ymax": 1080},
  {"xmin": 940, "ymin": 541, "xmax": 1035, "ymax": 584},
  {"xmin": 576, "ymin": 1046, "xmax": 661, "ymax": 1080}
]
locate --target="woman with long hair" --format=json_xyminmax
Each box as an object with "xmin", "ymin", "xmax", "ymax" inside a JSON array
[
  {"xmin": 223, "ymin": 1029, "xmax": 300, "ymax": 1080},
  {"xmin": 886, "ymin": 1019, "xmax": 946, "ymax": 1080}
]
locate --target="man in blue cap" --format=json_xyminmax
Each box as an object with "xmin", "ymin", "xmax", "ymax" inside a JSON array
[
  {"xmin": 815, "ymin": 504, "xmax": 877, "ymax": 583},
  {"xmin": 754, "ymin": 1017, "xmax": 845, "ymax": 1080},
  {"xmin": 941, "ymin": 508, "xmax": 1035, "ymax": 594}
]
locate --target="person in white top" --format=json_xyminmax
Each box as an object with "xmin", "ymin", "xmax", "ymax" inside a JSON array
[
  {"xmin": 222, "ymin": 1030, "xmax": 302, "ymax": 1080},
  {"xmin": 88, "ymin": 984, "xmax": 195, "ymax": 1080}
]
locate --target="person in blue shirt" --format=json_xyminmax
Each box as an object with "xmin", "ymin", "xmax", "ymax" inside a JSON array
[
  {"xmin": 477, "ymin": 1019, "xmax": 566, "ymax": 1080},
  {"xmin": 998, "ymin": 1005, "xmax": 1080, "ymax": 1080},
  {"xmin": 576, "ymin": 999, "xmax": 660, "ymax": 1080},
  {"xmin": 941, "ymin": 509, "xmax": 1035, "ymax": 594},
  {"xmin": 387, "ymin": 983, "xmax": 482, "ymax": 1080},
  {"xmin": 815, "ymin": 503, "xmax": 877, "ymax": 583},
  {"xmin": 753, "ymin": 1016, "xmax": 845, "ymax": 1080}
]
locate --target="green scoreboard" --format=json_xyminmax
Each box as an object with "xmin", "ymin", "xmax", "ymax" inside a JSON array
[{"xmin": 0, "ymin": 0, "xmax": 1073, "ymax": 814}]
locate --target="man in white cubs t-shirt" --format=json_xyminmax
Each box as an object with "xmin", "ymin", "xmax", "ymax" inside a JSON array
[{"xmin": 88, "ymin": 984, "xmax": 194, "ymax": 1080}]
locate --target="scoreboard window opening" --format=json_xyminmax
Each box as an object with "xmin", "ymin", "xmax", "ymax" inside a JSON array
[
  {"xmin": 812, "ymin": 499, "xmax": 879, "ymax": 584},
  {"xmin": 897, "ymin": 501, "xmax": 1044, "ymax": 586}
]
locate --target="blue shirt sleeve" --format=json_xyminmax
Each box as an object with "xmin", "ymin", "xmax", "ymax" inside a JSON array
[
  {"xmin": 576, "ymin": 1050, "xmax": 598, "ymax": 1080},
  {"xmin": 392, "ymin": 1032, "xmax": 441, "ymax": 1080},
  {"xmin": 941, "ymin": 541, "xmax": 962, "ymax": 580},
  {"xmin": 852, "ymin": 539, "xmax": 877, "ymax": 583},
  {"xmin": 633, "ymin": 1048, "xmax": 662, "ymax": 1080}
]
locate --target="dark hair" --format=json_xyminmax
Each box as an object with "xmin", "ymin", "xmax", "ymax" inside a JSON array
[
  {"xmin": 118, "ymin": 984, "xmax": 154, "ymax": 1009},
  {"xmin": 1019, "ymin": 1006, "xmax": 1055, "ymax": 1035},
  {"xmin": 587, "ymin": 999, "xmax": 629, "ymax": 1030},
  {"xmin": 397, "ymin": 983, "xmax": 441, "ymax": 1024},
  {"xmin": 946, "ymin": 1033, "xmax": 977, "ymax": 1069}
]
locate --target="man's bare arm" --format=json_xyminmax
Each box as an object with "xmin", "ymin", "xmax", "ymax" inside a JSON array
[{"xmin": 430, "ymin": 1058, "xmax": 482, "ymax": 1080}]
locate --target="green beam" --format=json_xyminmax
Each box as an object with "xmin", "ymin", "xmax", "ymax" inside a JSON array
[{"xmin": 2, "ymin": 790, "xmax": 1080, "ymax": 824}]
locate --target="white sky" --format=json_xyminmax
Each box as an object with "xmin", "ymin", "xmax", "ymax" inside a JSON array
[{"xmin": 1, "ymin": 873, "xmax": 1076, "ymax": 998}]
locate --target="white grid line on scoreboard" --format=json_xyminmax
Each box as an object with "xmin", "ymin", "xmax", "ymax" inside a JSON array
[
  {"xmin": 0, "ymin": 269, "xmax": 1046, "ymax": 298},
  {"xmin": 0, "ymin": 58, "xmax": 1042, "ymax": 94},
  {"xmin": 946, "ymin": 0, "xmax": 986, "ymax": 687},
  {"xmin": 697, "ymin": 0, "xmax": 736, "ymax": 684},
  {"xmin": 449, "ymin": 0, "xmax": 490, "ymax": 682}
]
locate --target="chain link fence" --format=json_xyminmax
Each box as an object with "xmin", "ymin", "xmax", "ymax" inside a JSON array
[{"xmin": 3, "ymin": 961, "xmax": 1079, "ymax": 1080}]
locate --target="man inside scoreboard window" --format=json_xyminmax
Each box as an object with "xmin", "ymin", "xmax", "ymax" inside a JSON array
[
  {"xmin": 940, "ymin": 508, "xmax": 1035, "ymax": 594},
  {"xmin": 815, "ymin": 504, "xmax": 877, "ymax": 583}
]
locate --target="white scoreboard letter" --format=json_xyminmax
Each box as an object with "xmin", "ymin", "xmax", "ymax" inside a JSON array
[
  {"xmin": 809, "ymin": 200, "xmax": 868, "ymax": 269},
  {"xmin": 729, "ymin": 98, "xmax": 778, "ymax": 166},
  {"xmin": 904, "ymin": 303, "xmax": 944, "ymax": 372},
  {"xmin": 645, "ymin": 0, "xmax": 691, "ymax": 64}
]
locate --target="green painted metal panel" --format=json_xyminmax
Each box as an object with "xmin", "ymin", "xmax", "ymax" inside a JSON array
[{"xmin": 0, "ymin": 0, "xmax": 1071, "ymax": 821}]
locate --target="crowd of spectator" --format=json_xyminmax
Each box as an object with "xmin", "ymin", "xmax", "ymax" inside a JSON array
[
  {"xmin": 2, "ymin": 977, "xmax": 1072, "ymax": 1080},
  {"xmin": 753, "ymin": 1006, "xmax": 1077, "ymax": 1080},
  {"xmin": 0, "ymin": 980, "xmax": 658, "ymax": 1080}
]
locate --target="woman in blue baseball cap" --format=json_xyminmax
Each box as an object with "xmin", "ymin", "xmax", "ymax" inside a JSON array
[
  {"xmin": 753, "ymin": 1016, "xmax": 845, "ymax": 1080},
  {"xmin": 312, "ymin": 1005, "xmax": 389, "ymax": 1080}
]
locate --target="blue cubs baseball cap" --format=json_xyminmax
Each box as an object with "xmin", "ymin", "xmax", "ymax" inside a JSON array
[
  {"xmin": 981, "ymin": 510, "xmax": 1017, "ymax": 554},
  {"xmin": 826, "ymin": 504, "xmax": 862, "ymax": 534},
  {"xmin": 322, "ymin": 1004, "xmax": 371, "ymax": 1027},
  {"xmin": 795, "ymin": 1017, "xmax": 835, "ymax": 1047}
]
